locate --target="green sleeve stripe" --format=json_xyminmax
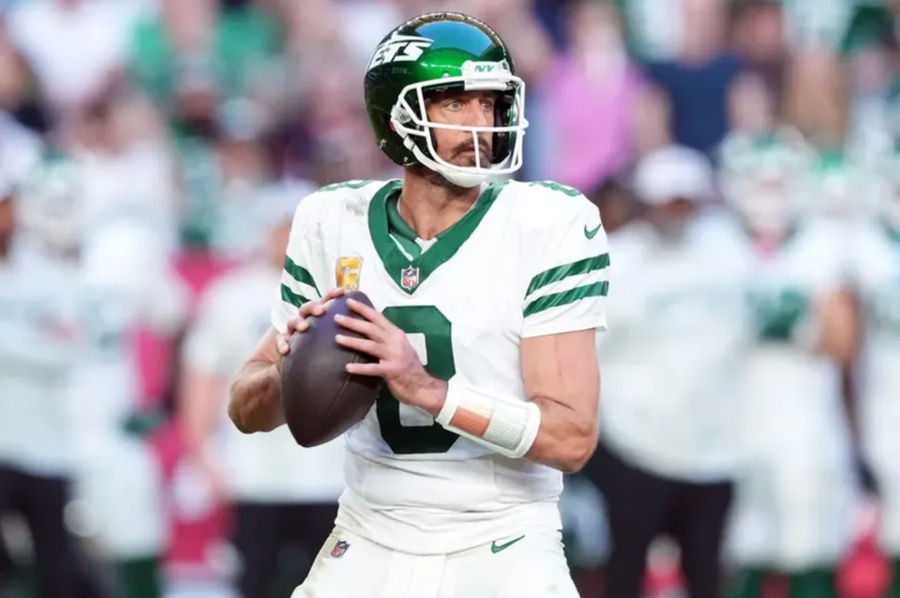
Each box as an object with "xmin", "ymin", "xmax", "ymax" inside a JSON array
[
  {"xmin": 526, "ymin": 253, "xmax": 610, "ymax": 297},
  {"xmin": 524, "ymin": 281, "xmax": 609, "ymax": 317},
  {"xmin": 283, "ymin": 256, "xmax": 320, "ymax": 296},
  {"xmin": 280, "ymin": 284, "xmax": 309, "ymax": 308}
]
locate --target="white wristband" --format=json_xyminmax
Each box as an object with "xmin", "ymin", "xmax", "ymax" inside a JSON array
[
  {"xmin": 436, "ymin": 379, "xmax": 541, "ymax": 459},
  {"xmin": 435, "ymin": 390, "xmax": 460, "ymax": 427}
]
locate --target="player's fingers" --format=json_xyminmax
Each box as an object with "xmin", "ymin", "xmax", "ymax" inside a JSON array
[
  {"xmin": 302, "ymin": 289, "xmax": 343, "ymax": 316},
  {"xmin": 334, "ymin": 313, "xmax": 384, "ymax": 340},
  {"xmin": 275, "ymin": 333, "xmax": 290, "ymax": 355},
  {"xmin": 347, "ymin": 298, "xmax": 391, "ymax": 328},
  {"xmin": 298, "ymin": 301, "xmax": 327, "ymax": 319},
  {"xmin": 298, "ymin": 301, "xmax": 319, "ymax": 317},
  {"xmin": 324, "ymin": 287, "xmax": 345, "ymax": 300},
  {"xmin": 345, "ymin": 361, "xmax": 384, "ymax": 376},
  {"xmin": 311, "ymin": 301, "xmax": 330, "ymax": 317},
  {"xmin": 335, "ymin": 334, "xmax": 385, "ymax": 358},
  {"xmin": 286, "ymin": 315, "xmax": 309, "ymax": 334}
]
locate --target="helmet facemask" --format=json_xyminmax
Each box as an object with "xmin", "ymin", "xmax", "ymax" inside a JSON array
[{"xmin": 389, "ymin": 63, "xmax": 528, "ymax": 188}]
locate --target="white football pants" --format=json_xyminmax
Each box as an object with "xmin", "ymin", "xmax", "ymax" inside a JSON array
[{"xmin": 291, "ymin": 527, "xmax": 580, "ymax": 598}]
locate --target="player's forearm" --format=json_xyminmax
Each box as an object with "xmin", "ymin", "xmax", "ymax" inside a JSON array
[
  {"xmin": 427, "ymin": 379, "xmax": 597, "ymax": 473},
  {"xmin": 519, "ymin": 329, "xmax": 600, "ymax": 472},
  {"xmin": 228, "ymin": 359, "xmax": 285, "ymax": 433},
  {"xmin": 179, "ymin": 370, "xmax": 224, "ymax": 454},
  {"xmin": 526, "ymin": 396, "xmax": 598, "ymax": 473},
  {"xmin": 816, "ymin": 290, "xmax": 859, "ymax": 366}
]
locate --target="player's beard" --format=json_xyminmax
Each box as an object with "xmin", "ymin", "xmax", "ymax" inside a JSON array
[
  {"xmin": 409, "ymin": 136, "xmax": 493, "ymax": 191},
  {"xmin": 451, "ymin": 137, "xmax": 492, "ymax": 168},
  {"xmin": 409, "ymin": 164, "xmax": 458, "ymax": 189}
]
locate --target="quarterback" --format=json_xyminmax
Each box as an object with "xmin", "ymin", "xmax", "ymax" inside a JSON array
[{"xmin": 229, "ymin": 12, "xmax": 609, "ymax": 597}]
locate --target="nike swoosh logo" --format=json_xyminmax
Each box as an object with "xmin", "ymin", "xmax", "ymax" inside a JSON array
[
  {"xmin": 584, "ymin": 223, "xmax": 602, "ymax": 239},
  {"xmin": 490, "ymin": 535, "xmax": 525, "ymax": 554}
]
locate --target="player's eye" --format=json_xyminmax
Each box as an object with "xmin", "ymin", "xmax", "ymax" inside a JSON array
[
  {"xmin": 445, "ymin": 100, "xmax": 463, "ymax": 110},
  {"xmin": 481, "ymin": 98, "xmax": 495, "ymax": 111}
]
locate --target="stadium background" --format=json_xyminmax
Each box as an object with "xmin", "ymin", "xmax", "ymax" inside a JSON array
[{"xmin": 0, "ymin": 0, "xmax": 899, "ymax": 596}]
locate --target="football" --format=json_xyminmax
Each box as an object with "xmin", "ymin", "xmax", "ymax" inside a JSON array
[{"xmin": 280, "ymin": 291, "xmax": 381, "ymax": 447}]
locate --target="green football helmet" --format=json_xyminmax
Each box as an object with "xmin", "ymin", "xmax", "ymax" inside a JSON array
[{"xmin": 364, "ymin": 12, "xmax": 528, "ymax": 188}]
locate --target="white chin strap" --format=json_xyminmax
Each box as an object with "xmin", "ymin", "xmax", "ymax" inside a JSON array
[
  {"xmin": 440, "ymin": 169, "xmax": 489, "ymax": 189},
  {"xmin": 390, "ymin": 74, "xmax": 528, "ymax": 189}
]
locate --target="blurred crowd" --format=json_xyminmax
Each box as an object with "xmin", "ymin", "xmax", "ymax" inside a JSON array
[{"xmin": 1, "ymin": 0, "xmax": 900, "ymax": 597}]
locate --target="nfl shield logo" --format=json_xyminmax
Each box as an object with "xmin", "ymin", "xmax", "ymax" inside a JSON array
[
  {"xmin": 400, "ymin": 266, "xmax": 419, "ymax": 290},
  {"xmin": 330, "ymin": 540, "xmax": 350, "ymax": 558}
]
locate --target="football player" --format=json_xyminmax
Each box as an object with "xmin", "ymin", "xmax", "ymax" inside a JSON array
[
  {"xmin": 65, "ymin": 161, "xmax": 188, "ymax": 598},
  {"xmin": 722, "ymin": 131, "xmax": 860, "ymax": 598},
  {"xmin": 591, "ymin": 145, "xmax": 752, "ymax": 598},
  {"xmin": 229, "ymin": 12, "xmax": 609, "ymax": 598},
  {"xmin": 0, "ymin": 167, "xmax": 103, "ymax": 597},
  {"xmin": 851, "ymin": 146, "xmax": 900, "ymax": 598},
  {"xmin": 179, "ymin": 183, "xmax": 345, "ymax": 597}
]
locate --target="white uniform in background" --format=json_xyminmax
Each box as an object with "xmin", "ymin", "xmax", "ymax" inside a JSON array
[
  {"xmin": 272, "ymin": 179, "xmax": 609, "ymax": 598},
  {"xmin": 182, "ymin": 263, "xmax": 346, "ymax": 504},
  {"xmin": 595, "ymin": 213, "xmax": 752, "ymax": 482},
  {"xmin": 727, "ymin": 219, "xmax": 857, "ymax": 569},
  {"xmin": 68, "ymin": 216, "xmax": 186, "ymax": 559},
  {"xmin": 850, "ymin": 221, "xmax": 900, "ymax": 556},
  {"xmin": 0, "ymin": 242, "xmax": 78, "ymax": 477}
]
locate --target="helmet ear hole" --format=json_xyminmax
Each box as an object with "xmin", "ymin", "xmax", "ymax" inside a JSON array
[
  {"xmin": 391, "ymin": 104, "xmax": 413, "ymax": 125},
  {"xmin": 491, "ymin": 91, "xmax": 516, "ymax": 163},
  {"xmin": 492, "ymin": 132, "xmax": 512, "ymax": 164}
]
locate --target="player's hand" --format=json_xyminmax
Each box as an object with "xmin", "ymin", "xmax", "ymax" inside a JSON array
[
  {"xmin": 275, "ymin": 287, "xmax": 345, "ymax": 357},
  {"xmin": 333, "ymin": 297, "xmax": 447, "ymax": 415}
]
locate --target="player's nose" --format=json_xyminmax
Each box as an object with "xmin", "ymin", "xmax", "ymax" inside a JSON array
[{"xmin": 461, "ymin": 99, "xmax": 492, "ymax": 128}]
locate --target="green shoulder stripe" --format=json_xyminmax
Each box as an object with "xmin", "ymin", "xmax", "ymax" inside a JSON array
[
  {"xmin": 280, "ymin": 284, "xmax": 309, "ymax": 308},
  {"xmin": 320, "ymin": 179, "xmax": 373, "ymax": 192},
  {"xmin": 524, "ymin": 281, "xmax": 609, "ymax": 317},
  {"xmin": 528, "ymin": 180, "xmax": 581, "ymax": 197},
  {"xmin": 526, "ymin": 253, "xmax": 610, "ymax": 297},
  {"xmin": 283, "ymin": 256, "xmax": 320, "ymax": 296}
]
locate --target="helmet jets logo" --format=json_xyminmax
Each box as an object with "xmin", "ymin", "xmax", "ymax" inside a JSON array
[{"xmin": 368, "ymin": 34, "xmax": 433, "ymax": 70}]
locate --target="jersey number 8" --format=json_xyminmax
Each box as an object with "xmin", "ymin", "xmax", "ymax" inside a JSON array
[{"xmin": 375, "ymin": 305, "xmax": 460, "ymax": 454}]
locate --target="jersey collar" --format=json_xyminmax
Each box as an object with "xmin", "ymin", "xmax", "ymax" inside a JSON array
[
  {"xmin": 368, "ymin": 179, "xmax": 507, "ymax": 294},
  {"xmin": 385, "ymin": 193, "xmax": 424, "ymax": 259}
]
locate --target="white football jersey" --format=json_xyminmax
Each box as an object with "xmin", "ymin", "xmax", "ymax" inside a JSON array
[
  {"xmin": 0, "ymin": 242, "xmax": 78, "ymax": 476},
  {"xmin": 68, "ymin": 217, "xmax": 186, "ymax": 454},
  {"xmin": 849, "ymin": 221, "xmax": 900, "ymax": 553},
  {"xmin": 183, "ymin": 262, "xmax": 345, "ymax": 503},
  {"xmin": 66, "ymin": 216, "xmax": 186, "ymax": 558},
  {"xmin": 596, "ymin": 213, "xmax": 753, "ymax": 481},
  {"xmin": 734, "ymin": 220, "xmax": 851, "ymax": 462},
  {"xmin": 728, "ymin": 219, "xmax": 857, "ymax": 568},
  {"xmin": 271, "ymin": 179, "xmax": 609, "ymax": 554}
]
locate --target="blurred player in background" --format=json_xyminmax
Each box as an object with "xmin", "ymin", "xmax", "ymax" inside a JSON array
[
  {"xmin": 852, "ymin": 146, "xmax": 900, "ymax": 598},
  {"xmin": 591, "ymin": 144, "xmax": 751, "ymax": 598},
  {"xmin": 721, "ymin": 129, "xmax": 860, "ymax": 598},
  {"xmin": 0, "ymin": 167, "xmax": 104, "ymax": 598},
  {"xmin": 179, "ymin": 183, "xmax": 345, "ymax": 598},
  {"xmin": 65, "ymin": 155, "xmax": 188, "ymax": 598},
  {"xmin": 230, "ymin": 11, "xmax": 609, "ymax": 598}
]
